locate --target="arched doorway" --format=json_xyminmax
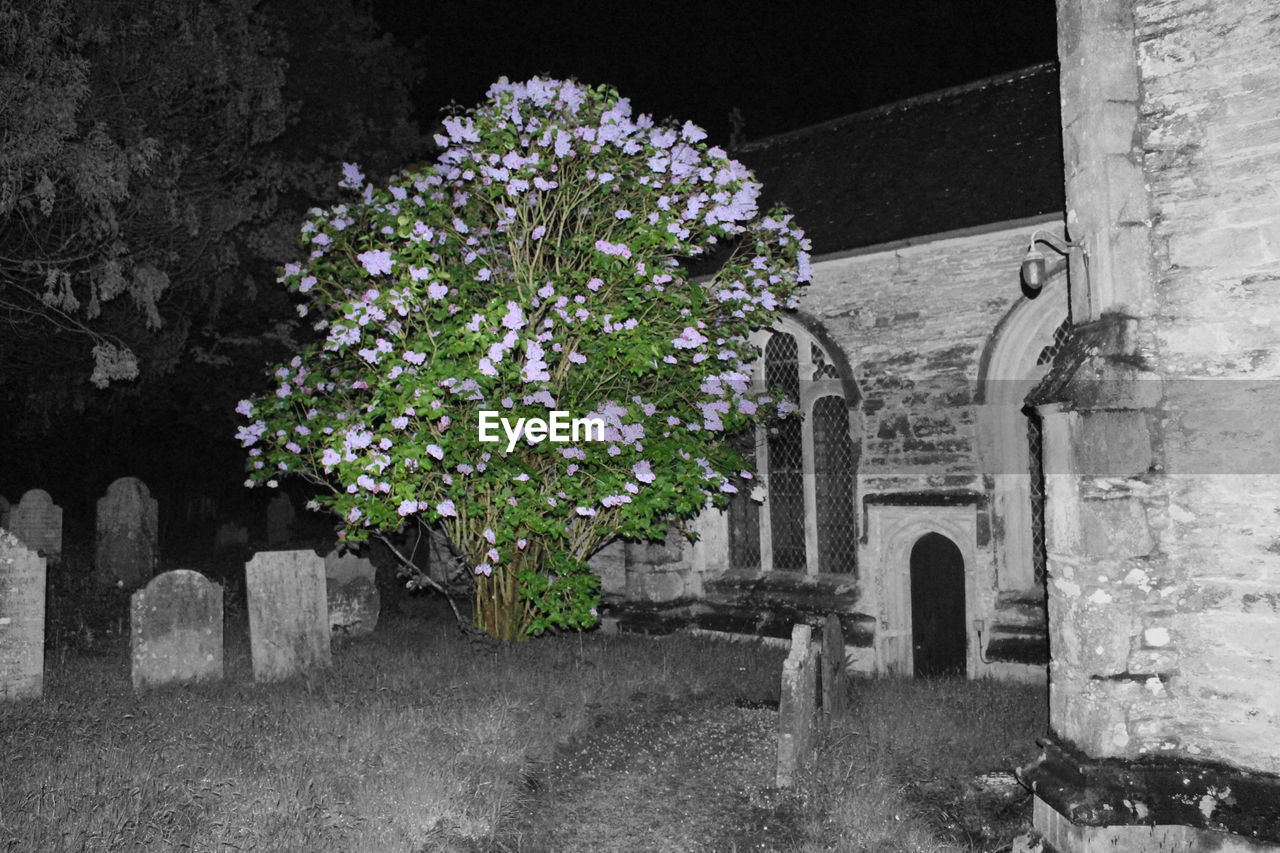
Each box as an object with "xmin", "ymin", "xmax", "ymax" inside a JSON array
[{"xmin": 910, "ymin": 532, "xmax": 967, "ymax": 675}]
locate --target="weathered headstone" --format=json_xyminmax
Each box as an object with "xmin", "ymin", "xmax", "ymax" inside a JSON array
[
  {"xmin": 0, "ymin": 530, "xmax": 46, "ymax": 701},
  {"xmin": 245, "ymin": 550, "xmax": 330, "ymax": 681},
  {"xmin": 9, "ymin": 489, "xmax": 62, "ymax": 564},
  {"xmin": 324, "ymin": 549, "xmax": 380, "ymax": 635},
  {"xmin": 776, "ymin": 623, "xmax": 817, "ymax": 787},
  {"xmin": 821, "ymin": 612, "xmax": 849, "ymax": 719},
  {"xmin": 265, "ymin": 493, "xmax": 295, "ymax": 546},
  {"xmin": 130, "ymin": 570, "xmax": 223, "ymax": 690},
  {"xmin": 213, "ymin": 521, "xmax": 250, "ymax": 551},
  {"xmin": 95, "ymin": 477, "xmax": 159, "ymax": 589}
]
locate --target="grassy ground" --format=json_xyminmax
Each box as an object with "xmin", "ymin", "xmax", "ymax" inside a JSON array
[{"xmin": 0, "ymin": 595, "xmax": 1046, "ymax": 852}]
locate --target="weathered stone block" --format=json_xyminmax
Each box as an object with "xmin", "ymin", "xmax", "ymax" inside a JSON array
[
  {"xmin": 588, "ymin": 538, "xmax": 626, "ymax": 596},
  {"xmin": 626, "ymin": 565, "xmax": 686, "ymax": 602},
  {"xmin": 821, "ymin": 612, "xmax": 848, "ymax": 718},
  {"xmin": 1079, "ymin": 497, "xmax": 1152, "ymax": 560},
  {"xmin": 0, "ymin": 531, "xmax": 45, "ymax": 701},
  {"xmin": 131, "ymin": 570, "xmax": 223, "ymax": 690},
  {"xmin": 777, "ymin": 623, "xmax": 817, "ymax": 787},
  {"xmin": 324, "ymin": 549, "xmax": 379, "ymax": 635},
  {"xmin": 266, "ymin": 493, "xmax": 295, "ymax": 546},
  {"xmin": 213, "ymin": 522, "xmax": 249, "ymax": 551},
  {"xmin": 95, "ymin": 477, "xmax": 159, "ymax": 590},
  {"xmin": 9, "ymin": 489, "xmax": 61, "ymax": 563},
  {"xmin": 1073, "ymin": 411, "xmax": 1152, "ymax": 477},
  {"xmin": 245, "ymin": 550, "xmax": 330, "ymax": 681}
]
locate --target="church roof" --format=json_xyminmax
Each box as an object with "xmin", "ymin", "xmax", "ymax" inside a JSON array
[{"xmin": 733, "ymin": 62, "xmax": 1065, "ymax": 256}]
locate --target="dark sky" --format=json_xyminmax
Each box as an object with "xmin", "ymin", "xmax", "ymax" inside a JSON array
[{"xmin": 373, "ymin": 0, "xmax": 1058, "ymax": 144}]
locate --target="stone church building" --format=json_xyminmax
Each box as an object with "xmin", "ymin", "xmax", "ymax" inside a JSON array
[
  {"xmin": 600, "ymin": 1, "xmax": 1280, "ymax": 849},
  {"xmin": 598, "ymin": 60, "xmax": 1069, "ymax": 684}
]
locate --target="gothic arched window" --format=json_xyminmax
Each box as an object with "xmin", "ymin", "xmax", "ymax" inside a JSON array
[{"xmin": 727, "ymin": 321, "xmax": 859, "ymax": 575}]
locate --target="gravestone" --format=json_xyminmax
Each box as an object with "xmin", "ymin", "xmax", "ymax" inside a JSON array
[
  {"xmin": 776, "ymin": 623, "xmax": 817, "ymax": 787},
  {"xmin": 130, "ymin": 570, "xmax": 223, "ymax": 690},
  {"xmin": 821, "ymin": 612, "xmax": 849, "ymax": 719},
  {"xmin": 9, "ymin": 489, "xmax": 62, "ymax": 564},
  {"xmin": 96, "ymin": 477, "xmax": 159, "ymax": 589},
  {"xmin": 0, "ymin": 530, "xmax": 46, "ymax": 701},
  {"xmin": 324, "ymin": 549, "xmax": 380, "ymax": 635},
  {"xmin": 265, "ymin": 493, "xmax": 295, "ymax": 546},
  {"xmin": 245, "ymin": 550, "xmax": 330, "ymax": 681},
  {"xmin": 213, "ymin": 521, "xmax": 249, "ymax": 551}
]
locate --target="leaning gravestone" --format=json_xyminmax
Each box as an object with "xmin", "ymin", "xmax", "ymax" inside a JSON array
[
  {"xmin": 821, "ymin": 612, "xmax": 849, "ymax": 719},
  {"xmin": 265, "ymin": 493, "xmax": 295, "ymax": 546},
  {"xmin": 0, "ymin": 530, "xmax": 46, "ymax": 701},
  {"xmin": 324, "ymin": 549, "xmax": 380, "ymax": 635},
  {"xmin": 245, "ymin": 550, "xmax": 330, "ymax": 681},
  {"xmin": 9, "ymin": 489, "xmax": 62, "ymax": 564},
  {"xmin": 131, "ymin": 570, "xmax": 223, "ymax": 690},
  {"xmin": 96, "ymin": 477, "xmax": 159, "ymax": 589},
  {"xmin": 776, "ymin": 623, "xmax": 818, "ymax": 787}
]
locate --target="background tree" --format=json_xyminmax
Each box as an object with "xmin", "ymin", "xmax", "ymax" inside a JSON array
[
  {"xmin": 238, "ymin": 78, "xmax": 810, "ymax": 639},
  {"xmin": 0, "ymin": 0, "xmax": 429, "ymax": 515}
]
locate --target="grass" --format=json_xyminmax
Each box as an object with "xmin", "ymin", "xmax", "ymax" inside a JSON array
[
  {"xmin": 1, "ymin": 592, "xmax": 1046, "ymax": 852},
  {"xmin": 795, "ymin": 677, "xmax": 1048, "ymax": 852}
]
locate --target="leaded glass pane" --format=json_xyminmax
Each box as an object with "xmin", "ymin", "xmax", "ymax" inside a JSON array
[
  {"xmin": 727, "ymin": 430, "xmax": 761, "ymax": 571},
  {"xmin": 1027, "ymin": 409, "xmax": 1047, "ymax": 585},
  {"xmin": 766, "ymin": 333, "xmax": 800, "ymax": 400},
  {"xmin": 768, "ymin": 416, "xmax": 806, "ymax": 571},
  {"xmin": 765, "ymin": 332, "xmax": 804, "ymax": 571},
  {"xmin": 812, "ymin": 396, "xmax": 857, "ymax": 574}
]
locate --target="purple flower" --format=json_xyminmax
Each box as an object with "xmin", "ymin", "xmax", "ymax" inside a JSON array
[
  {"xmin": 437, "ymin": 499, "xmax": 457, "ymax": 517},
  {"xmin": 426, "ymin": 444, "xmax": 444, "ymax": 460},
  {"xmin": 681, "ymin": 121, "xmax": 707, "ymax": 143},
  {"xmin": 340, "ymin": 162, "xmax": 364, "ymax": 188},
  {"xmin": 357, "ymin": 250, "xmax": 394, "ymax": 276},
  {"xmin": 575, "ymin": 506, "xmax": 596, "ymax": 516},
  {"xmin": 502, "ymin": 301, "xmax": 526, "ymax": 330},
  {"xmin": 632, "ymin": 459, "xmax": 655, "ymax": 484},
  {"xmin": 672, "ymin": 327, "xmax": 708, "ymax": 349},
  {"xmin": 427, "ymin": 282, "xmax": 448, "ymax": 300},
  {"xmin": 475, "ymin": 563, "xmax": 493, "ymax": 577},
  {"xmin": 484, "ymin": 528, "xmax": 496, "ymax": 545},
  {"xmin": 321, "ymin": 448, "xmax": 341, "ymax": 467},
  {"xmin": 594, "ymin": 239, "xmax": 632, "ymax": 260},
  {"xmin": 397, "ymin": 499, "xmax": 419, "ymax": 516}
]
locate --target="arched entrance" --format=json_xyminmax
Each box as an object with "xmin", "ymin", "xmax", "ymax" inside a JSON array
[{"xmin": 910, "ymin": 532, "xmax": 967, "ymax": 676}]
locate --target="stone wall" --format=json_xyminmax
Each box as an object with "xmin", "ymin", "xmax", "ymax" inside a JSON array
[
  {"xmin": 1027, "ymin": 0, "xmax": 1280, "ymax": 846},
  {"xmin": 610, "ymin": 218, "xmax": 1065, "ymax": 679}
]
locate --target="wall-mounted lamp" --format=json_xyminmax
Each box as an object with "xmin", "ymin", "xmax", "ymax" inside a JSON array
[{"xmin": 1021, "ymin": 229, "xmax": 1088, "ymax": 293}]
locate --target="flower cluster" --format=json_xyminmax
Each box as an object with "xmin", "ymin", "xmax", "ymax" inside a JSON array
[{"xmin": 237, "ymin": 77, "xmax": 810, "ymax": 639}]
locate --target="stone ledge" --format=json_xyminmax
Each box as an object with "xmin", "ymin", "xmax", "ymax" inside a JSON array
[{"xmin": 1020, "ymin": 736, "xmax": 1280, "ymax": 843}]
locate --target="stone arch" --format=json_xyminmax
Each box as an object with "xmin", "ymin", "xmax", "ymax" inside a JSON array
[
  {"xmin": 865, "ymin": 503, "xmax": 979, "ymax": 676},
  {"xmin": 975, "ymin": 264, "xmax": 1070, "ymax": 590},
  {"xmin": 725, "ymin": 315, "xmax": 863, "ymax": 575}
]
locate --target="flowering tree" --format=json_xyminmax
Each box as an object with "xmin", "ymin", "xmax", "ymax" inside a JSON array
[{"xmin": 237, "ymin": 78, "xmax": 811, "ymax": 640}]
